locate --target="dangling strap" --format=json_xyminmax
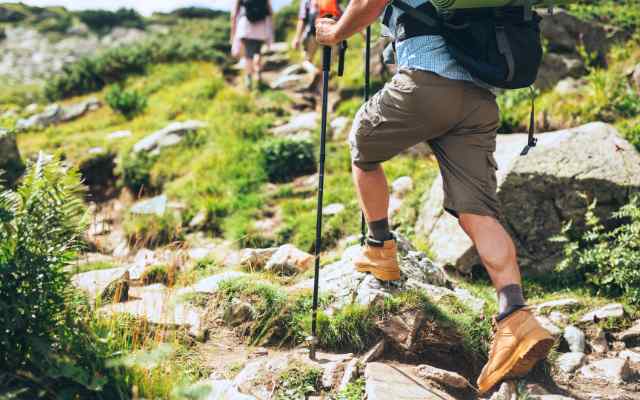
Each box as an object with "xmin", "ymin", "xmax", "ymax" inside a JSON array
[{"xmin": 520, "ymin": 86, "xmax": 537, "ymax": 156}]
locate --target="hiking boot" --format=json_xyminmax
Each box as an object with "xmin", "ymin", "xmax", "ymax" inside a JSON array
[
  {"xmin": 354, "ymin": 237, "xmax": 401, "ymax": 281},
  {"xmin": 477, "ymin": 307, "xmax": 554, "ymax": 395}
]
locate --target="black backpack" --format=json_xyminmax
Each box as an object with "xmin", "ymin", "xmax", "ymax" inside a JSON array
[
  {"xmin": 242, "ymin": 0, "xmax": 270, "ymax": 22},
  {"xmin": 385, "ymin": 0, "xmax": 542, "ymax": 154}
]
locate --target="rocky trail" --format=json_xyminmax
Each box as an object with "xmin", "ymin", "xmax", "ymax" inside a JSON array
[{"xmin": 2, "ymin": 9, "xmax": 637, "ymax": 398}]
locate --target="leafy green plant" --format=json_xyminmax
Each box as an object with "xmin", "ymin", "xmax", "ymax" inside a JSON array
[
  {"xmin": 123, "ymin": 212, "xmax": 184, "ymax": 248},
  {"xmin": 336, "ymin": 378, "xmax": 365, "ymax": 400},
  {"xmin": 274, "ymin": 363, "xmax": 322, "ymax": 400},
  {"xmin": 262, "ymin": 137, "xmax": 316, "ymax": 183},
  {"xmin": 106, "ymin": 84, "xmax": 148, "ymax": 119},
  {"xmin": 555, "ymin": 195, "xmax": 640, "ymax": 304},
  {"xmin": 141, "ymin": 265, "xmax": 170, "ymax": 286},
  {"xmin": 118, "ymin": 151, "xmax": 158, "ymax": 194},
  {"xmin": 76, "ymin": 8, "xmax": 145, "ymax": 33},
  {"xmin": 0, "ymin": 156, "xmax": 130, "ymax": 398}
]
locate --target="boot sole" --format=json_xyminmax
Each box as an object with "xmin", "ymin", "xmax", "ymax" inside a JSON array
[
  {"xmin": 355, "ymin": 264, "xmax": 401, "ymax": 281},
  {"xmin": 477, "ymin": 330, "xmax": 554, "ymax": 395}
]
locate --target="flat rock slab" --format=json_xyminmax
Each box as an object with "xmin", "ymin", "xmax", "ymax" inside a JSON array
[
  {"xmin": 177, "ymin": 271, "xmax": 247, "ymax": 296},
  {"xmin": 579, "ymin": 358, "xmax": 632, "ymax": 384},
  {"xmin": 556, "ymin": 352, "xmax": 585, "ymax": 374},
  {"xmin": 365, "ymin": 363, "xmax": 456, "ymax": 400},
  {"xmin": 580, "ymin": 303, "xmax": 624, "ymax": 323},
  {"xmin": 99, "ymin": 289, "xmax": 204, "ymax": 338},
  {"xmin": 271, "ymin": 112, "xmax": 318, "ymax": 136},
  {"xmin": 618, "ymin": 320, "xmax": 640, "ymax": 342},
  {"xmin": 72, "ymin": 266, "xmax": 128, "ymax": 302},
  {"xmin": 198, "ymin": 379, "xmax": 257, "ymax": 400}
]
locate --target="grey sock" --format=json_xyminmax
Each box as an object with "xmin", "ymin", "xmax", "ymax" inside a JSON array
[
  {"xmin": 496, "ymin": 284, "xmax": 526, "ymax": 321},
  {"xmin": 368, "ymin": 218, "xmax": 392, "ymax": 242}
]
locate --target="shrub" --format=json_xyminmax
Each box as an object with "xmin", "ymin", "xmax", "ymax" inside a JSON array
[
  {"xmin": 273, "ymin": 0, "xmax": 300, "ymax": 41},
  {"xmin": 106, "ymin": 84, "xmax": 148, "ymax": 119},
  {"xmin": 118, "ymin": 151, "xmax": 158, "ymax": 194},
  {"xmin": 34, "ymin": 12, "xmax": 72, "ymax": 33},
  {"xmin": 555, "ymin": 195, "xmax": 640, "ymax": 304},
  {"xmin": 123, "ymin": 212, "xmax": 184, "ymax": 248},
  {"xmin": 262, "ymin": 137, "xmax": 316, "ymax": 183},
  {"xmin": 169, "ymin": 7, "xmax": 227, "ymax": 19},
  {"xmin": 0, "ymin": 157, "xmax": 129, "ymax": 397},
  {"xmin": 274, "ymin": 363, "xmax": 322, "ymax": 400},
  {"xmin": 45, "ymin": 19, "xmax": 230, "ymax": 100},
  {"xmin": 76, "ymin": 8, "xmax": 145, "ymax": 33},
  {"xmin": 141, "ymin": 265, "xmax": 170, "ymax": 286}
]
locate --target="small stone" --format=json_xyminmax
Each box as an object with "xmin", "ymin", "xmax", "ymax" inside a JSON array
[
  {"xmin": 24, "ymin": 103, "xmax": 39, "ymax": 114},
  {"xmin": 579, "ymin": 358, "xmax": 632, "ymax": 384},
  {"xmin": 554, "ymin": 77, "xmax": 584, "ymax": 95},
  {"xmin": 619, "ymin": 349, "xmax": 640, "ymax": 363},
  {"xmin": 391, "ymin": 176, "xmax": 414, "ymax": 196},
  {"xmin": 238, "ymin": 247, "xmax": 278, "ymax": 270},
  {"xmin": 535, "ymin": 298, "xmax": 579, "ymax": 313},
  {"xmin": 564, "ymin": 326, "xmax": 586, "ymax": 353},
  {"xmin": 264, "ymin": 244, "xmax": 314, "ymax": 275},
  {"xmin": 130, "ymin": 195, "xmax": 167, "ymax": 216},
  {"xmin": 107, "ymin": 130, "xmax": 132, "ymax": 140},
  {"xmin": 330, "ymin": 116, "xmax": 351, "ymax": 139},
  {"xmin": 556, "ymin": 352, "xmax": 585, "ymax": 373},
  {"xmin": 189, "ymin": 210, "xmax": 207, "ymax": 228},
  {"xmin": 580, "ymin": 303, "xmax": 624, "ymax": 323},
  {"xmin": 618, "ymin": 320, "xmax": 640, "ymax": 344},
  {"xmin": 537, "ymin": 316, "xmax": 562, "ymax": 337},
  {"xmin": 323, "ymin": 203, "xmax": 345, "ymax": 216},
  {"xmin": 271, "ymin": 112, "xmax": 318, "ymax": 136},
  {"xmin": 414, "ymin": 364, "xmax": 470, "ymax": 389},
  {"xmin": 360, "ymin": 340, "xmax": 385, "ymax": 364},
  {"xmin": 548, "ymin": 311, "xmax": 568, "ymax": 326},
  {"xmin": 490, "ymin": 381, "xmax": 517, "ymax": 400}
]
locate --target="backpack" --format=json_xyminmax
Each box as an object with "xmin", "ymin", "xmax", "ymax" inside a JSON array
[
  {"xmin": 384, "ymin": 0, "xmax": 542, "ymax": 154},
  {"xmin": 317, "ymin": 0, "xmax": 342, "ymax": 18},
  {"xmin": 242, "ymin": 0, "xmax": 270, "ymax": 22}
]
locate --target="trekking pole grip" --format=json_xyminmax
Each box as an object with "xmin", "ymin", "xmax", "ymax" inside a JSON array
[{"xmin": 322, "ymin": 46, "xmax": 332, "ymax": 72}]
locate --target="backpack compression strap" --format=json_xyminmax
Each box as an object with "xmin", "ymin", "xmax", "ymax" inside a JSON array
[{"xmin": 388, "ymin": 0, "xmax": 441, "ymax": 29}]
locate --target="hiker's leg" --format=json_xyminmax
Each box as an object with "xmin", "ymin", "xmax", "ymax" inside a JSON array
[
  {"xmin": 253, "ymin": 52, "xmax": 262, "ymax": 81},
  {"xmin": 458, "ymin": 213, "xmax": 521, "ymax": 290},
  {"xmin": 352, "ymin": 163, "xmax": 389, "ymax": 223}
]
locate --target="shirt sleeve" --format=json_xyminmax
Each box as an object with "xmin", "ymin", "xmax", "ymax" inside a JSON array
[{"xmin": 298, "ymin": 0, "xmax": 308, "ymax": 20}]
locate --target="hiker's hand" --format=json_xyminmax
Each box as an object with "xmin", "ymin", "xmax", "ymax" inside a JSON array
[
  {"xmin": 292, "ymin": 36, "xmax": 301, "ymax": 50},
  {"xmin": 316, "ymin": 18, "xmax": 340, "ymax": 45}
]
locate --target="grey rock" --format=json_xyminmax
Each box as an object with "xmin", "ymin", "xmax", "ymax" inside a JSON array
[
  {"xmin": 531, "ymin": 396, "xmax": 576, "ymax": 400},
  {"xmin": 107, "ymin": 130, "xmax": 132, "ymax": 140},
  {"xmin": 178, "ymin": 271, "xmax": 247, "ymax": 296},
  {"xmin": 490, "ymin": 381, "xmax": 517, "ymax": 400},
  {"xmin": 580, "ymin": 303, "xmax": 625, "ymax": 323},
  {"xmin": 194, "ymin": 379, "xmax": 257, "ymax": 400},
  {"xmin": 537, "ymin": 316, "xmax": 562, "ymax": 337},
  {"xmin": 406, "ymin": 280, "xmax": 484, "ymax": 313},
  {"xmin": 417, "ymin": 123, "xmax": 640, "ymax": 275},
  {"xmin": 130, "ymin": 195, "xmax": 167, "ymax": 216},
  {"xmin": 0, "ymin": 129, "xmax": 24, "ymax": 186},
  {"xmin": 59, "ymin": 98, "xmax": 101, "ymax": 122},
  {"xmin": 392, "ymin": 176, "xmax": 414, "ymax": 197},
  {"xmin": 330, "ymin": 116, "xmax": 351, "ymax": 139},
  {"xmin": 72, "ymin": 266, "xmax": 128, "ymax": 303},
  {"xmin": 323, "ymin": 203, "xmax": 345, "ymax": 216},
  {"xmin": 618, "ymin": 349, "xmax": 640, "ymax": 364},
  {"xmin": 579, "ymin": 358, "xmax": 632, "ymax": 384},
  {"xmin": 238, "ymin": 248, "xmax": 278, "ymax": 271},
  {"xmin": 564, "ymin": 326, "xmax": 586, "ymax": 353},
  {"xmin": 618, "ymin": 320, "xmax": 640, "ymax": 343},
  {"xmin": 540, "ymin": 10, "xmax": 611, "ymax": 59},
  {"xmin": 189, "ymin": 211, "xmax": 207, "ymax": 228},
  {"xmin": 271, "ymin": 112, "xmax": 318, "ymax": 136},
  {"xmin": 537, "ymin": 53, "xmax": 585, "ymax": 90},
  {"xmin": 264, "ymin": 244, "xmax": 314, "ymax": 275},
  {"xmin": 555, "ymin": 77, "xmax": 585, "ymax": 96},
  {"xmin": 270, "ymin": 63, "xmax": 315, "ymax": 90},
  {"xmin": 549, "ymin": 311, "xmax": 569, "ymax": 326},
  {"xmin": 360, "ymin": 340, "xmax": 385, "ymax": 364},
  {"xmin": 321, "ymin": 361, "xmax": 342, "ymax": 390},
  {"xmin": 292, "ymin": 234, "xmax": 449, "ymax": 309},
  {"xmin": 414, "ymin": 364, "xmax": 469, "ymax": 389},
  {"xmin": 133, "ymin": 120, "xmax": 206, "ymax": 153},
  {"xmin": 365, "ymin": 362, "xmax": 455, "ymax": 400},
  {"xmin": 24, "ymin": 103, "xmax": 38, "ymax": 114},
  {"xmin": 535, "ymin": 298, "xmax": 579, "ymax": 313},
  {"xmin": 556, "ymin": 352, "xmax": 585, "ymax": 374},
  {"xmin": 337, "ymin": 358, "xmax": 359, "ymax": 392},
  {"xmin": 16, "ymin": 104, "xmax": 61, "ymax": 130}
]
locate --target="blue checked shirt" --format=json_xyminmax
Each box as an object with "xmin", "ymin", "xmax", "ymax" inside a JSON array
[{"xmin": 382, "ymin": 0, "xmax": 473, "ymax": 82}]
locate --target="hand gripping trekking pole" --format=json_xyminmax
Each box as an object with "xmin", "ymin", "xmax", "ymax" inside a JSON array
[
  {"xmin": 309, "ymin": 40, "xmax": 346, "ymax": 361},
  {"xmin": 360, "ymin": 26, "xmax": 372, "ymax": 246}
]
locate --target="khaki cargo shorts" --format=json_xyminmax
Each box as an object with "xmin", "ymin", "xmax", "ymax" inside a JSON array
[{"xmin": 349, "ymin": 69, "xmax": 500, "ymax": 218}]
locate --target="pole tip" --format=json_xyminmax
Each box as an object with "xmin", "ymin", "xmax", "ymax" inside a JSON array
[{"xmin": 305, "ymin": 335, "xmax": 319, "ymax": 360}]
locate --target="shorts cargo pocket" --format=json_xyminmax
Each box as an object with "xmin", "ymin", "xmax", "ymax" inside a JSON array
[{"xmin": 356, "ymin": 91, "xmax": 386, "ymax": 137}]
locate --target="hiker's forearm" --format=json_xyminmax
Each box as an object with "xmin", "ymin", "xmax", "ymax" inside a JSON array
[{"xmin": 333, "ymin": 0, "xmax": 387, "ymax": 41}]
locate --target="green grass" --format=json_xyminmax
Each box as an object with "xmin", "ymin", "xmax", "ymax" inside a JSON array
[
  {"xmin": 70, "ymin": 260, "xmax": 117, "ymax": 275},
  {"xmin": 336, "ymin": 378, "xmax": 365, "ymax": 400}
]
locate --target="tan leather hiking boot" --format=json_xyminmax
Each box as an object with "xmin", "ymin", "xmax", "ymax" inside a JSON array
[
  {"xmin": 354, "ymin": 238, "xmax": 401, "ymax": 281},
  {"xmin": 477, "ymin": 307, "xmax": 554, "ymax": 395}
]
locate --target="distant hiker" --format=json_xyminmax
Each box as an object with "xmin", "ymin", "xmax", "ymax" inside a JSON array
[
  {"xmin": 231, "ymin": 0, "xmax": 274, "ymax": 89},
  {"xmin": 316, "ymin": 0, "xmax": 553, "ymax": 394},
  {"xmin": 292, "ymin": 0, "xmax": 343, "ymax": 92}
]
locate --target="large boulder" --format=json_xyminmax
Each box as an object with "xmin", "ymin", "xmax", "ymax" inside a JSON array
[
  {"xmin": 416, "ymin": 123, "xmax": 640, "ymax": 275},
  {"xmin": 133, "ymin": 120, "xmax": 207, "ymax": 154},
  {"xmin": 0, "ymin": 129, "xmax": 24, "ymax": 187}
]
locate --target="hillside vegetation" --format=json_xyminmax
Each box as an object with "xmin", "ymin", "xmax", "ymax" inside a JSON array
[{"xmin": 1, "ymin": 1, "xmax": 640, "ymax": 399}]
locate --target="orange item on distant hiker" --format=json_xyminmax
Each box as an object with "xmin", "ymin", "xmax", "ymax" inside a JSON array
[{"xmin": 316, "ymin": 0, "xmax": 342, "ymax": 18}]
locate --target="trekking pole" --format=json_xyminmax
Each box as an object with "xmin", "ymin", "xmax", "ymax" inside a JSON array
[
  {"xmin": 308, "ymin": 45, "xmax": 333, "ymax": 361},
  {"xmin": 360, "ymin": 26, "xmax": 372, "ymax": 246}
]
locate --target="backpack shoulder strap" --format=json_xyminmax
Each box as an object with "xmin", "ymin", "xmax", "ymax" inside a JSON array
[{"xmin": 389, "ymin": 0, "xmax": 440, "ymax": 29}]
